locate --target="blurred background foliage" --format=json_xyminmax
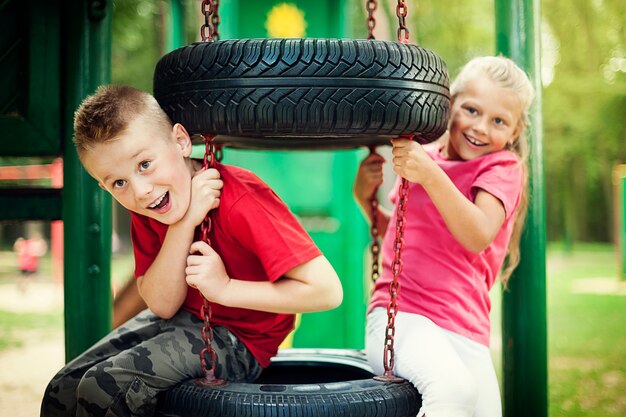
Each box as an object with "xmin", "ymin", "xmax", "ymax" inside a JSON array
[{"xmin": 111, "ymin": 0, "xmax": 626, "ymax": 245}]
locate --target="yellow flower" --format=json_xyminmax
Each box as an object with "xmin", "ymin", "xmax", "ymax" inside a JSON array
[{"xmin": 265, "ymin": 3, "xmax": 307, "ymax": 38}]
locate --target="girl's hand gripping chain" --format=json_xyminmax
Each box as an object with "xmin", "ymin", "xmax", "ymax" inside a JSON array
[{"xmin": 390, "ymin": 137, "xmax": 438, "ymax": 186}]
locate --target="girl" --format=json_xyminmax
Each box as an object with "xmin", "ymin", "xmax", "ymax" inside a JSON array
[{"xmin": 353, "ymin": 56, "xmax": 535, "ymax": 417}]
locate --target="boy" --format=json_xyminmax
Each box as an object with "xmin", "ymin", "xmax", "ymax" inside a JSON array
[{"xmin": 41, "ymin": 85, "xmax": 342, "ymax": 417}]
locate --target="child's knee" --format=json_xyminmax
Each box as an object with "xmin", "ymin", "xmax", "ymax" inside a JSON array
[
  {"xmin": 76, "ymin": 364, "xmax": 158, "ymax": 415},
  {"xmin": 75, "ymin": 370, "xmax": 105, "ymax": 404},
  {"xmin": 41, "ymin": 369, "xmax": 80, "ymax": 415},
  {"xmin": 75, "ymin": 362, "xmax": 124, "ymax": 406}
]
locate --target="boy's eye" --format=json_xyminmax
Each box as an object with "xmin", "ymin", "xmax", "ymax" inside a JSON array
[
  {"xmin": 139, "ymin": 161, "xmax": 151, "ymax": 170},
  {"xmin": 466, "ymin": 106, "xmax": 478, "ymax": 115},
  {"xmin": 494, "ymin": 117, "xmax": 505, "ymax": 125}
]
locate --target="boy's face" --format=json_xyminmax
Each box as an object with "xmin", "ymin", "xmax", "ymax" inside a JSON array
[{"xmin": 82, "ymin": 116, "xmax": 195, "ymax": 225}]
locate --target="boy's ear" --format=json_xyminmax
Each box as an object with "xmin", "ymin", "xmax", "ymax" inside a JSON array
[{"xmin": 172, "ymin": 123, "xmax": 192, "ymax": 157}]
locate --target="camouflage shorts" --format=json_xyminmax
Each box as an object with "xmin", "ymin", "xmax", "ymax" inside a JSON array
[{"xmin": 41, "ymin": 309, "xmax": 262, "ymax": 417}]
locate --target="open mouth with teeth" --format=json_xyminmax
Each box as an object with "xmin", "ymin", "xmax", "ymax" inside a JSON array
[
  {"xmin": 148, "ymin": 192, "xmax": 169, "ymax": 210},
  {"xmin": 464, "ymin": 134, "xmax": 487, "ymax": 147}
]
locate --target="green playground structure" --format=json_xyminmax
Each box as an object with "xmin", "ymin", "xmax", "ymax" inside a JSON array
[{"xmin": 0, "ymin": 1, "xmax": 546, "ymax": 415}]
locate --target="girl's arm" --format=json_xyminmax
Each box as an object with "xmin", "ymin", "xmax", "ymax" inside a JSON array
[
  {"xmin": 391, "ymin": 138, "xmax": 505, "ymax": 253},
  {"xmin": 185, "ymin": 242, "xmax": 343, "ymax": 313},
  {"xmin": 353, "ymin": 152, "xmax": 393, "ymax": 237},
  {"xmin": 137, "ymin": 168, "xmax": 222, "ymax": 319}
]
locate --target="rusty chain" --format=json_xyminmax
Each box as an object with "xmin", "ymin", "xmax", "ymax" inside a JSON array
[
  {"xmin": 366, "ymin": 0, "xmax": 410, "ymax": 43},
  {"xmin": 396, "ymin": 0, "xmax": 410, "ymax": 43},
  {"xmin": 372, "ymin": 133, "xmax": 412, "ymax": 383},
  {"xmin": 362, "ymin": 0, "xmax": 412, "ymax": 383},
  {"xmin": 195, "ymin": 135, "xmax": 226, "ymax": 388},
  {"xmin": 368, "ymin": 147, "xmax": 381, "ymax": 282},
  {"xmin": 366, "ymin": 0, "xmax": 377, "ymax": 40},
  {"xmin": 200, "ymin": 0, "xmax": 220, "ymax": 42}
]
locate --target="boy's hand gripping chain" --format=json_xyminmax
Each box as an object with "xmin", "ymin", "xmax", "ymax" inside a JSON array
[{"xmin": 195, "ymin": 135, "xmax": 226, "ymax": 388}]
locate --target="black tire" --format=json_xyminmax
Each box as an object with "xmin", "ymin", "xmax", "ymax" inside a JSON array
[
  {"xmin": 156, "ymin": 349, "xmax": 421, "ymax": 417},
  {"xmin": 153, "ymin": 38, "xmax": 450, "ymax": 150}
]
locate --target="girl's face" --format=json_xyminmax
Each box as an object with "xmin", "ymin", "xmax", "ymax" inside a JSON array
[
  {"xmin": 82, "ymin": 117, "xmax": 196, "ymax": 225},
  {"xmin": 444, "ymin": 77, "xmax": 523, "ymax": 161}
]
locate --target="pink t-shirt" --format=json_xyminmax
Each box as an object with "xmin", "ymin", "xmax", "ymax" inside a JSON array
[{"xmin": 368, "ymin": 144, "xmax": 523, "ymax": 346}]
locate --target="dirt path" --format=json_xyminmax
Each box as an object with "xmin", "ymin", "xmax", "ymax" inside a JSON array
[{"xmin": 0, "ymin": 282, "xmax": 64, "ymax": 417}]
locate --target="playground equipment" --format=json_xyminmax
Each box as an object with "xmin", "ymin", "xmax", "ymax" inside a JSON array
[
  {"xmin": 150, "ymin": 2, "xmax": 448, "ymax": 413},
  {"xmin": 0, "ymin": 1, "xmax": 546, "ymax": 416}
]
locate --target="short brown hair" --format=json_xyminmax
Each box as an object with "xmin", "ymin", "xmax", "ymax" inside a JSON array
[{"xmin": 73, "ymin": 85, "xmax": 172, "ymax": 159}]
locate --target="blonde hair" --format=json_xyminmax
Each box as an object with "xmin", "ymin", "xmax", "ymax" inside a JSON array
[
  {"xmin": 451, "ymin": 56, "xmax": 535, "ymax": 285},
  {"xmin": 73, "ymin": 85, "xmax": 172, "ymax": 161}
]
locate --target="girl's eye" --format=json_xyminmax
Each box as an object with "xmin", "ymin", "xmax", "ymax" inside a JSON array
[
  {"xmin": 466, "ymin": 106, "xmax": 478, "ymax": 115},
  {"xmin": 113, "ymin": 179, "xmax": 126, "ymax": 188},
  {"xmin": 139, "ymin": 161, "xmax": 151, "ymax": 170},
  {"xmin": 494, "ymin": 117, "xmax": 505, "ymax": 125}
]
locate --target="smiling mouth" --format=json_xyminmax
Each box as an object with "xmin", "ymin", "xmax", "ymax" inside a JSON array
[
  {"xmin": 148, "ymin": 192, "xmax": 169, "ymax": 210},
  {"xmin": 465, "ymin": 134, "xmax": 487, "ymax": 147}
]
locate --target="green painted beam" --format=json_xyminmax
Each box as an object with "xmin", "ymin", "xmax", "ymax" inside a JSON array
[
  {"xmin": 0, "ymin": 188, "xmax": 62, "ymax": 220},
  {"xmin": 0, "ymin": 117, "xmax": 60, "ymax": 156},
  {"xmin": 495, "ymin": 1, "xmax": 548, "ymax": 416},
  {"xmin": 62, "ymin": 0, "xmax": 113, "ymax": 361}
]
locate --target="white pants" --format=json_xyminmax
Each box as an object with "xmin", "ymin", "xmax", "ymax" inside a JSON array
[{"xmin": 366, "ymin": 308, "xmax": 502, "ymax": 417}]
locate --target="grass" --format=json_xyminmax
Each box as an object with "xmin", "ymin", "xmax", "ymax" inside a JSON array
[
  {"xmin": 0, "ymin": 249, "xmax": 134, "ymax": 351},
  {"xmin": 545, "ymin": 243, "xmax": 626, "ymax": 416},
  {"xmin": 0, "ymin": 310, "xmax": 63, "ymax": 350}
]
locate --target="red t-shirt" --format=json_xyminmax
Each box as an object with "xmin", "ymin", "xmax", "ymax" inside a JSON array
[{"xmin": 131, "ymin": 163, "xmax": 321, "ymax": 367}]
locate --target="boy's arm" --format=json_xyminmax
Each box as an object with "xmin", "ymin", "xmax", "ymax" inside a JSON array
[
  {"xmin": 391, "ymin": 138, "xmax": 506, "ymax": 253},
  {"xmin": 136, "ymin": 221, "xmax": 196, "ymax": 318},
  {"xmin": 137, "ymin": 168, "xmax": 222, "ymax": 319},
  {"xmin": 185, "ymin": 242, "xmax": 343, "ymax": 313}
]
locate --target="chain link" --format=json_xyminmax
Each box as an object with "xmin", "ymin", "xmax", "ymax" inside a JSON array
[
  {"xmin": 212, "ymin": 0, "xmax": 220, "ymax": 40},
  {"xmin": 366, "ymin": 0, "xmax": 377, "ymax": 40},
  {"xmin": 381, "ymin": 176, "xmax": 409, "ymax": 378},
  {"xmin": 200, "ymin": 0, "xmax": 220, "ymax": 42},
  {"xmin": 396, "ymin": 0, "xmax": 410, "ymax": 43},
  {"xmin": 195, "ymin": 134, "xmax": 225, "ymax": 388},
  {"xmin": 368, "ymin": 147, "xmax": 381, "ymax": 282},
  {"xmin": 375, "ymin": 133, "xmax": 415, "ymax": 382}
]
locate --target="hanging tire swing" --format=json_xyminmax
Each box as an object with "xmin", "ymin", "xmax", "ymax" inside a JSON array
[
  {"xmin": 153, "ymin": 1, "xmax": 450, "ymax": 416},
  {"xmin": 153, "ymin": 38, "xmax": 450, "ymax": 149},
  {"xmin": 157, "ymin": 350, "xmax": 421, "ymax": 417}
]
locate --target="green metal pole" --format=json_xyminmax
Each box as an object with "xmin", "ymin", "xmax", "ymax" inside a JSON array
[
  {"xmin": 166, "ymin": 0, "xmax": 185, "ymax": 52},
  {"xmin": 62, "ymin": 0, "xmax": 112, "ymax": 361},
  {"xmin": 495, "ymin": 0, "xmax": 548, "ymax": 416}
]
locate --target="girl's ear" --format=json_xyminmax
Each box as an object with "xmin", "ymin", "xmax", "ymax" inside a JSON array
[
  {"xmin": 447, "ymin": 96, "xmax": 457, "ymax": 128},
  {"xmin": 172, "ymin": 123, "xmax": 192, "ymax": 157},
  {"xmin": 509, "ymin": 121, "xmax": 524, "ymax": 147}
]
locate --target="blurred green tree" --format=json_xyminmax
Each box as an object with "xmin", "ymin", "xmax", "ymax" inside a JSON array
[{"xmin": 542, "ymin": 0, "xmax": 626, "ymax": 242}]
